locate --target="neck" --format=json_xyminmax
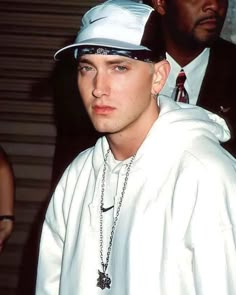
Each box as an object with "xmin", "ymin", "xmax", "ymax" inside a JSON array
[
  {"xmin": 163, "ymin": 32, "xmax": 205, "ymax": 67},
  {"xmin": 107, "ymin": 108, "xmax": 159, "ymax": 161},
  {"xmin": 106, "ymin": 137, "xmax": 139, "ymax": 161},
  {"xmin": 167, "ymin": 46, "xmax": 204, "ymax": 67}
]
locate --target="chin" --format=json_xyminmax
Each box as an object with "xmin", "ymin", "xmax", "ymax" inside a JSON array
[
  {"xmin": 92, "ymin": 124, "xmax": 111, "ymax": 134},
  {"xmin": 195, "ymin": 29, "xmax": 221, "ymax": 45},
  {"xmin": 184, "ymin": 33, "xmax": 217, "ymax": 50},
  {"xmin": 198, "ymin": 34, "xmax": 218, "ymax": 46}
]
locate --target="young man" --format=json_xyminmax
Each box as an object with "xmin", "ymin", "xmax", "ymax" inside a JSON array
[
  {"xmin": 147, "ymin": 0, "xmax": 236, "ymax": 156},
  {"xmin": 36, "ymin": 1, "xmax": 236, "ymax": 294}
]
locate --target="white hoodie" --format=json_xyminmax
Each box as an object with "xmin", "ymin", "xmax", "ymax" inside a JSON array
[{"xmin": 36, "ymin": 97, "xmax": 236, "ymax": 295}]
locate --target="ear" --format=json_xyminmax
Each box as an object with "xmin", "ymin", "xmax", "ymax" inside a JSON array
[
  {"xmin": 151, "ymin": 60, "xmax": 170, "ymax": 95},
  {"xmin": 151, "ymin": 0, "xmax": 166, "ymax": 15}
]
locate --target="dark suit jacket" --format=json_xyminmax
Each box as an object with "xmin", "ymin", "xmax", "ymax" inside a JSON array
[{"xmin": 198, "ymin": 38, "xmax": 236, "ymax": 156}]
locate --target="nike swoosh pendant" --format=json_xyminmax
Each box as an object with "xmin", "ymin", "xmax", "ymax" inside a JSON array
[{"xmin": 101, "ymin": 205, "xmax": 114, "ymax": 212}]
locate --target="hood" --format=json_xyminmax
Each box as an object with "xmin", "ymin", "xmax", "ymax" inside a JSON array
[
  {"xmin": 92, "ymin": 96, "xmax": 231, "ymax": 173},
  {"xmin": 156, "ymin": 96, "xmax": 230, "ymax": 144}
]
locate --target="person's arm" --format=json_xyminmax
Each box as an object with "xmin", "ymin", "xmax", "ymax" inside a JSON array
[
  {"xmin": 36, "ymin": 217, "xmax": 64, "ymax": 295},
  {"xmin": 190, "ymin": 167, "xmax": 236, "ymax": 294},
  {"xmin": 36, "ymin": 170, "xmax": 68, "ymax": 295},
  {"xmin": 0, "ymin": 148, "xmax": 15, "ymax": 253}
]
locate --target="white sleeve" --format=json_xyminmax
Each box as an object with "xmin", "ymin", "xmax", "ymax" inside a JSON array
[
  {"xmin": 35, "ymin": 148, "xmax": 93, "ymax": 294},
  {"xmin": 35, "ymin": 171, "xmax": 68, "ymax": 295},
  {"xmin": 190, "ymin": 167, "xmax": 236, "ymax": 295},
  {"xmin": 35, "ymin": 218, "xmax": 64, "ymax": 295}
]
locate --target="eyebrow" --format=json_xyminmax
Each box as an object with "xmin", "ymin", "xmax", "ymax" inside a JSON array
[{"xmin": 78, "ymin": 56, "xmax": 133, "ymax": 66}]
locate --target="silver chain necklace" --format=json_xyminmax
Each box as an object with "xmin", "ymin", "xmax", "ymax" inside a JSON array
[{"xmin": 97, "ymin": 149, "xmax": 136, "ymax": 290}]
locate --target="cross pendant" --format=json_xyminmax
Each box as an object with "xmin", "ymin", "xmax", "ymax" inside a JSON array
[{"xmin": 97, "ymin": 269, "xmax": 111, "ymax": 289}]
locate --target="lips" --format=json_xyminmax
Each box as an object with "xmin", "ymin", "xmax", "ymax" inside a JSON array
[
  {"xmin": 93, "ymin": 105, "xmax": 115, "ymax": 114},
  {"xmin": 198, "ymin": 16, "xmax": 219, "ymax": 30}
]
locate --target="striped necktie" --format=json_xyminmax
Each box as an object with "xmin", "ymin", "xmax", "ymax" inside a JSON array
[{"xmin": 174, "ymin": 69, "xmax": 189, "ymax": 103}]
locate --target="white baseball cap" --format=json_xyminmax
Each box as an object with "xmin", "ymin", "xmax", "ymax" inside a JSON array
[{"xmin": 54, "ymin": 0, "xmax": 165, "ymax": 61}]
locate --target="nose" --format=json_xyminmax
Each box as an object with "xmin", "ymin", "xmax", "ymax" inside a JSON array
[
  {"xmin": 202, "ymin": 0, "xmax": 228, "ymax": 14},
  {"xmin": 92, "ymin": 71, "xmax": 110, "ymax": 98}
]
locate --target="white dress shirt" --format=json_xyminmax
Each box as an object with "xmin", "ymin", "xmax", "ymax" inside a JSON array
[{"xmin": 160, "ymin": 48, "xmax": 210, "ymax": 105}]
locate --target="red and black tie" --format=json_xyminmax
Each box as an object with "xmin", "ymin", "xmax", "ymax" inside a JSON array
[{"xmin": 174, "ymin": 69, "xmax": 189, "ymax": 103}]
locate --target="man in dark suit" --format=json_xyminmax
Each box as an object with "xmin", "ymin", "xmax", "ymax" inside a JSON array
[{"xmin": 145, "ymin": 0, "xmax": 236, "ymax": 155}]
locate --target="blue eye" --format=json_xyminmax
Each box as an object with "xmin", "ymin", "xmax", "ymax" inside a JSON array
[
  {"xmin": 78, "ymin": 65, "xmax": 94, "ymax": 72},
  {"xmin": 115, "ymin": 65, "xmax": 127, "ymax": 72}
]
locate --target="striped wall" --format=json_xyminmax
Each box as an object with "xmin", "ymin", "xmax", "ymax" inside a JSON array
[{"xmin": 0, "ymin": 1, "xmax": 100, "ymax": 294}]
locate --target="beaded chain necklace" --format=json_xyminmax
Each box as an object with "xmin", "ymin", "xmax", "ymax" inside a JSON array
[{"xmin": 97, "ymin": 149, "xmax": 136, "ymax": 290}]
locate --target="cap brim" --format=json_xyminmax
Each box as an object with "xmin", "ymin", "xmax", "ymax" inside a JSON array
[{"xmin": 54, "ymin": 38, "xmax": 151, "ymax": 60}]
